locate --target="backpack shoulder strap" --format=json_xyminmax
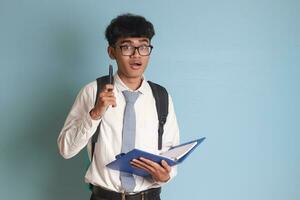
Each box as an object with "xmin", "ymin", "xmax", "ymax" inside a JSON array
[
  {"xmin": 147, "ymin": 81, "xmax": 169, "ymax": 150},
  {"xmin": 91, "ymin": 75, "xmax": 110, "ymax": 161}
]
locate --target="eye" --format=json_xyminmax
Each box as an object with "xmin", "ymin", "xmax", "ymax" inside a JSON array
[
  {"xmin": 139, "ymin": 45, "xmax": 148, "ymax": 50},
  {"xmin": 122, "ymin": 45, "xmax": 131, "ymax": 50}
]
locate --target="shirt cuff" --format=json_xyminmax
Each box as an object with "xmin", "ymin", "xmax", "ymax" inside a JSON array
[{"xmin": 82, "ymin": 111, "xmax": 102, "ymax": 138}]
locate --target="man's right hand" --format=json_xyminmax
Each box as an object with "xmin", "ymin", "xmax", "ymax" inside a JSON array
[{"xmin": 89, "ymin": 84, "xmax": 116, "ymax": 120}]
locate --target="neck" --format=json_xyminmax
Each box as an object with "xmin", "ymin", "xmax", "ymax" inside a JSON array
[{"xmin": 118, "ymin": 73, "xmax": 143, "ymax": 91}]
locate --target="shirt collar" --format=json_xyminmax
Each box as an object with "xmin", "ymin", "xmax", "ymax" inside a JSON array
[{"xmin": 114, "ymin": 73, "xmax": 149, "ymax": 95}]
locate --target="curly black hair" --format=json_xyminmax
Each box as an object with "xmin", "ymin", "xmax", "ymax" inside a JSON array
[{"xmin": 105, "ymin": 13, "xmax": 155, "ymax": 46}]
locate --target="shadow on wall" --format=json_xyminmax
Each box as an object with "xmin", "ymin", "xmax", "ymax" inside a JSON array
[{"xmin": 3, "ymin": 25, "xmax": 95, "ymax": 199}]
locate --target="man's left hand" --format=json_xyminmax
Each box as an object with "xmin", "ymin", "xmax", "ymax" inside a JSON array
[{"xmin": 130, "ymin": 157, "xmax": 171, "ymax": 182}]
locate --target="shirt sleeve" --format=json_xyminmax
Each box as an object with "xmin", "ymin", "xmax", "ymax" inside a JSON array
[
  {"xmin": 154, "ymin": 94, "xmax": 180, "ymax": 185},
  {"xmin": 57, "ymin": 82, "xmax": 101, "ymax": 159}
]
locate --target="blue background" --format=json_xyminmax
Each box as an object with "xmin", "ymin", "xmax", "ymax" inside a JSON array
[{"xmin": 1, "ymin": 0, "xmax": 299, "ymax": 199}]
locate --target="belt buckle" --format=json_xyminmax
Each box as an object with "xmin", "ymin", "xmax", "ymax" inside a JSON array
[{"xmin": 122, "ymin": 191, "xmax": 145, "ymax": 200}]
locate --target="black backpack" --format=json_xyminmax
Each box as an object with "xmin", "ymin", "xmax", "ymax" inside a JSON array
[{"xmin": 90, "ymin": 75, "xmax": 169, "ymax": 161}]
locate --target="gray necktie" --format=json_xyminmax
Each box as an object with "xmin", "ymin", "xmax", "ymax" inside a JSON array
[{"xmin": 120, "ymin": 90, "xmax": 140, "ymax": 192}]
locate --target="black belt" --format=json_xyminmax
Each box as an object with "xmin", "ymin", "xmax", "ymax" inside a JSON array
[{"xmin": 91, "ymin": 185, "xmax": 161, "ymax": 200}]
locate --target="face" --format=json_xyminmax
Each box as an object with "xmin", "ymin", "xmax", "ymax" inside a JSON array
[{"xmin": 108, "ymin": 37, "xmax": 151, "ymax": 83}]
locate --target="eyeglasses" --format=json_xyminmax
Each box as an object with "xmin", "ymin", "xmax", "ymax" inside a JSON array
[{"xmin": 116, "ymin": 45, "xmax": 153, "ymax": 56}]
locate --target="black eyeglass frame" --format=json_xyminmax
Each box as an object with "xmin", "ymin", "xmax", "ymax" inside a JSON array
[{"xmin": 114, "ymin": 45, "xmax": 154, "ymax": 56}]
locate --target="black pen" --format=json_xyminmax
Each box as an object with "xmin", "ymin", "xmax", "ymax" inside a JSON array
[{"xmin": 109, "ymin": 64, "xmax": 113, "ymax": 85}]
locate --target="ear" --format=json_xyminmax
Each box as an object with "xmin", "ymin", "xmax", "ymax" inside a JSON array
[{"xmin": 107, "ymin": 46, "xmax": 116, "ymax": 59}]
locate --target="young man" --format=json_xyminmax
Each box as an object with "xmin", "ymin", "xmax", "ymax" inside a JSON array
[{"xmin": 57, "ymin": 14, "xmax": 180, "ymax": 200}]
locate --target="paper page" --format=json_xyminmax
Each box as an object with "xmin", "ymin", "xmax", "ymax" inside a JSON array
[{"xmin": 160, "ymin": 141, "xmax": 197, "ymax": 161}]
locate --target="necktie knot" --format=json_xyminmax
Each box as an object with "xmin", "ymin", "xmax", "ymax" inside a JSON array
[{"xmin": 122, "ymin": 90, "xmax": 140, "ymax": 104}]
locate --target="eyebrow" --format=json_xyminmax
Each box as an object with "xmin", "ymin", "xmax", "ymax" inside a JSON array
[{"xmin": 119, "ymin": 39, "xmax": 149, "ymax": 45}]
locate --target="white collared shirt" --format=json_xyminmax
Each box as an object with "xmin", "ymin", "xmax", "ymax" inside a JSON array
[{"xmin": 57, "ymin": 74, "xmax": 180, "ymax": 192}]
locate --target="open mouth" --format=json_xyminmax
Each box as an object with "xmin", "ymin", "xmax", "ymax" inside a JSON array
[{"xmin": 129, "ymin": 61, "xmax": 142, "ymax": 69}]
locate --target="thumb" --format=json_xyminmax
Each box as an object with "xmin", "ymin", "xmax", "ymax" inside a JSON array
[{"xmin": 161, "ymin": 160, "xmax": 171, "ymax": 173}]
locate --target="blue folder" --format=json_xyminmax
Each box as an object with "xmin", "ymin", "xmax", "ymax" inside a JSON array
[{"xmin": 106, "ymin": 137, "xmax": 206, "ymax": 177}]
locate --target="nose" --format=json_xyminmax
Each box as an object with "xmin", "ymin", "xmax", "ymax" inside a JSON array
[{"xmin": 130, "ymin": 47, "xmax": 140, "ymax": 58}]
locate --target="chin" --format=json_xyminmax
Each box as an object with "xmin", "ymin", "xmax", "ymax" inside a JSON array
[{"xmin": 128, "ymin": 73, "xmax": 143, "ymax": 79}]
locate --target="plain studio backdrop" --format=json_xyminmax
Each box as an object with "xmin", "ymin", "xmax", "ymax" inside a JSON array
[{"xmin": 0, "ymin": 0, "xmax": 299, "ymax": 199}]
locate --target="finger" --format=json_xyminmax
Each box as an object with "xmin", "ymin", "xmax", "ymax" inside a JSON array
[
  {"xmin": 131, "ymin": 161, "xmax": 153, "ymax": 174},
  {"xmin": 161, "ymin": 160, "xmax": 171, "ymax": 173},
  {"xmin": 131, "ymin": 161, "xmax": 156, "ymax": 177},
  {"xmin": 102, "ymin": 84, "xmax": 114, "ymax": 92},
  {"xmin": 139, "ymin": 157, "xmax": 168, "ymax": 174},
  {"xmin": 132, "ymin": 159, "xmax": 156, "ymax": 173},
  {"xmin": 139, "ymin": 157, "xmax": 161, "ymax": 169},
  {"xmin": 139, "ymin": 157, "xmax": 169, "ymax": 176},
  {"xmin": 99, "ymin": 96, "xmax": 116, "ymax": 103},
  {"xmin": 99, "ymin": 94, "xmax": 115, "ymax": 106},
  {"xmin": 99, "ymin": 98, "xmax": 117, "ymax": 107},
  {"xmin": 105, "ymin": 91, "xmax": 115, "ymax": 97},
  {"xmin": 99, "ymin": 91, "xmax": 115, "ymax": 98},
  {"xmin": 107, "ymin": 100, "xmax": 117, "ymax": 107}
]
